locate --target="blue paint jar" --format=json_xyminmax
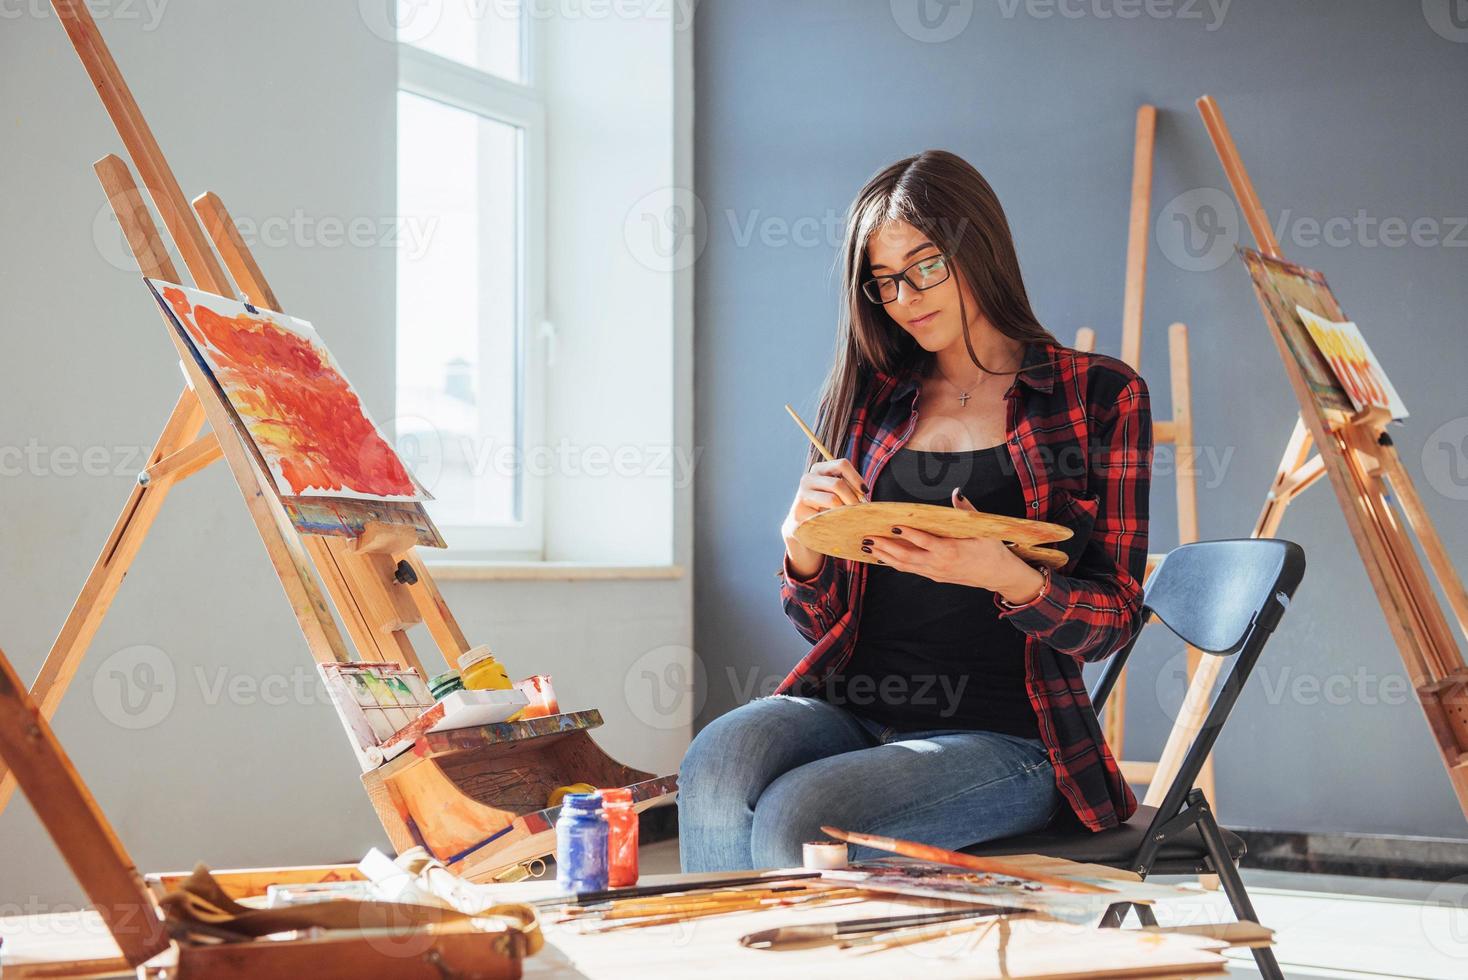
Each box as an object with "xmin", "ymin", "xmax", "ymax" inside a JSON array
[{"xmin": 555, "ymin": 791, "xmax": 609, "ymax": 893}]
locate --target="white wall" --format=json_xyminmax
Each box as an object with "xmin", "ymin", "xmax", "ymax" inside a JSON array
[{"xmin": 0, "ymin": 0, "xmax": 692, "ymax": 909}]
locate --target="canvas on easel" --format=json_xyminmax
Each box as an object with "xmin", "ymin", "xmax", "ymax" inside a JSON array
[
  {"xmin": 145, "ymin": 279, "xmax": 433, "ymax": 505},
  {"xmin": 1235, "ymin": 250, "xmax": 1358, "ymax": 417},
  {"xmin": 0, "ymin": 0, "xmax": 677, "ymax": 883},
  {"xmin": 1293, "ymin": 307, "xmax": 1408, "ymax": 421},
  {"xmin": 1234, "ymin": 252, "xmax": 1409, "ymax": 421}
]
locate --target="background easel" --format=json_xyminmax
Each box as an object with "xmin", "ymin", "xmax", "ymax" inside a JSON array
[
  {"xmin": 1148, "ymin": 95, "xmax": 1468, "ymax": 821},
  {"xmin": 0, "ymin": 0, "xmax": 675, "ymax": 880},
  {"xmin": 1074, "ymin": 105, "xmax": 1214, "ymax": 807}
]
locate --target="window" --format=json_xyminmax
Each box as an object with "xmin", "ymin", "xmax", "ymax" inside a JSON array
[
  {"xmin": 395, "ymin": 0, "xmax": 523, "ymax": 80},
  {"xmin": 393, "ymin": 2, "xmax": 683, "ymax": 568},
  {"xmin": 394, "ymin": 5, "xmax": 547, "ymax": 557}
]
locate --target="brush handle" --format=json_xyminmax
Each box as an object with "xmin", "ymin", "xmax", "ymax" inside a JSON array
[
  {"xmin": 784, "ymin": 403, "xmax": 835, "ymax": 461},
  {"xmin": 785, "ymin": 403, "xmax": 870, "ymax": 504},
  {"xmin": 820, "ymin": 825, "xmax": 1112, "ymax": 894}
]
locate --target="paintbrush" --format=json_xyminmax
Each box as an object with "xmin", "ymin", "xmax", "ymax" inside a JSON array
[
  {"xmin": 739, "ymin": 903, "xmax": 1023, "ymax": 951},
  {"xmin": 845, "ymin": 912, "xmax": 1004, "ymax": 953},
  {"xmin": 785, "ymin": 404, "xmax": 869, "ymax": 503},
  {"xmin": 578, "ymin": 888, "xmax": 867, "ymax": 933},
  {"xmin": 559, "ymin": 883, "xmax": 811, "ymax": 912},
  {"xmin": 819, "ymin": 826, "xmax": 1114, "ymax": 894},
  {"xmin": 557, "ymin": 885, "xmax": 820, "ymax": 922},
  {"xmin": 532, "ymin": 870, "xmax": 821, "ymax": 908}
]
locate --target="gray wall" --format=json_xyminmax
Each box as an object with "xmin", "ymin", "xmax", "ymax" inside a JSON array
[
  {"xmin": 0, "ymin": 1, "xmax": 692, "ymax": 909},
  {"xmin": 692, "ymin": 0, "xmax": 1468, "ymax": 838}
]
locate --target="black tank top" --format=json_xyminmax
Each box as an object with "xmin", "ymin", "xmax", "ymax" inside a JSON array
[{"xmin": 821, "ymin": 444, "xmax": 1040, "ymax": 739}]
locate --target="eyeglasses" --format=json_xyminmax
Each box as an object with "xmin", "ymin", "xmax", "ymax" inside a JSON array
[{"xmin": 861, "ymin": 253, "xmax": 952, "ymax": 305}]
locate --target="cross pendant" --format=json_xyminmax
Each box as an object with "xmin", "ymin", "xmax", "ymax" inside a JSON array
[{"xmin": 958, "ymin": 391, "xmax": 970, "ymax": 407}]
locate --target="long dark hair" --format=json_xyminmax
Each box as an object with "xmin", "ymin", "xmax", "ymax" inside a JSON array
[{"xmin": 809, "ymin": 150, "xmax": 1057, "ymax": 468}]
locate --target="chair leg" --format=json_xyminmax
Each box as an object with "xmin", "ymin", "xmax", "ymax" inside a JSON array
[
  {"xmin": 1099, "ymin": 902, "xmax": 1159, "ymax": 928},
  {"xmin": 1195, "ymin": 809, "xmax": 1285, "ymax": 980}
]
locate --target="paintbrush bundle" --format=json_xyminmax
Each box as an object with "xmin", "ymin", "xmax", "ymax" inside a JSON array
[{"xmin": 542, "ymin": 876, "xmax": 867, "ymax": 934}]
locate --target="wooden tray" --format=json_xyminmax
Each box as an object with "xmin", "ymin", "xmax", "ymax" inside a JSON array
[{"xmin": 794, "ymin": 501, "xmax": 1072, "ymax": 570}]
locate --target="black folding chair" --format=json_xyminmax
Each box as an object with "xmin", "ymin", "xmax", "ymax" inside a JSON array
[{"xmin": 962, "ymin": 538, "xmax": 1305, "ymax": 980}]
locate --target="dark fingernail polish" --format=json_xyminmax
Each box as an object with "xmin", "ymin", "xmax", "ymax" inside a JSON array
[
  {"xmin": 876, "ymin": 559, "xmax": 886, "ymax": 564},
  {"xmin": 861, "ymin": 538, "xmax": 873, "ymax": 546},
  {"xmin": 861, "ymin": 546, "xmax": 873, "ymax": 554},
  {"xmin": 861, "ymin": 482, "xmax": 870, "ymax": 493},
  {"xmin": 891, "ymin": 526, "xmax": 902, "ymax": 535}
]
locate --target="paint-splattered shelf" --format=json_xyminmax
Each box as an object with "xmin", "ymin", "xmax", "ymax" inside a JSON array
[{"xmin": 361, "ymin": 708, "xmax": 679, "ymax": 883}]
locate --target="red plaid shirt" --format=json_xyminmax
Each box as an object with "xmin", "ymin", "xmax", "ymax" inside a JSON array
[{"xmin": 778, "ymin": 342, "xmax": 1151, "ymax": 832}]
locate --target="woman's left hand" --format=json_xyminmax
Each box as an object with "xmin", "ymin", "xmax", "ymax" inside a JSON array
[{"xmin": 864, "ymin": 488, "xmax": 1047, "ymax": 603}]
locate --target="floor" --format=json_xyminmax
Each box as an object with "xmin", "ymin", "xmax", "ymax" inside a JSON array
[{"xmin": 637, "ymin": 840, "xmax": 1468, "ymax": 979}]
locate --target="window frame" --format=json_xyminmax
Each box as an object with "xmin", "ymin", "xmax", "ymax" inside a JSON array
[{"xmin": 395, "ymin": 22, "xmax": 549, "ymax": 559}]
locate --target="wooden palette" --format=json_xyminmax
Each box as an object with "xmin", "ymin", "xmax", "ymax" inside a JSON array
[{"xmin": 795, "ymin": 502, "xmax": 1073, "ymax": 570}]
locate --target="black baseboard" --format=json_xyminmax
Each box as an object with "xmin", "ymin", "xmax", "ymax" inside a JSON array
[{"xmin": 1236, "ymin": 828, "xmax": 1468, "ymax": 882}]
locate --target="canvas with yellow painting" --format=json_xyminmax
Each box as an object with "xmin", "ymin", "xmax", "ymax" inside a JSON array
[
  {"xmin": 1294, "ymin": 306, "xmax": 1408, "ymax": 420},
  {"xmin": 146, "ymin": 279, "xmax": 431, "ymax": 502}
]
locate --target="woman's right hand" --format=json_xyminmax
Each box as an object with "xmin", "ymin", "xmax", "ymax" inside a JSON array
[{"xmin": 781, "ymin": 458, "xmax": 868, "ymax": 578}]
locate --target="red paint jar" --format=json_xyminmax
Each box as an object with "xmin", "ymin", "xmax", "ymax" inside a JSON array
[{"xmin": 602, "ymin": 787, "xmax": 638, "ymax": 887}]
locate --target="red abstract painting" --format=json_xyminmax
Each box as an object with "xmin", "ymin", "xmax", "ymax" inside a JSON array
[{"xmin": 147, "ymin": 280, "xmax": 426, "ymax": 501}]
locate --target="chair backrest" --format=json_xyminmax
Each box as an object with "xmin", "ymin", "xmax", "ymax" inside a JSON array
[
  {"xmin": 1090, "ymin": 539, "xmax": 1306, "ymax": 826},
  {"xmin": 1144, "ymin": 539, "xmax": 1305, "ymax": 654}
]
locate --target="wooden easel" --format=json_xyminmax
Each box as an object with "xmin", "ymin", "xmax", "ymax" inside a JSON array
[
  {"xmin": 1149, "ymin": 96, "xmax": 1468, "ymax": 819},
  {"xmin": 0, "ymin": 641, "xmax": 528, "ymax": 978},
  {"xmin": 1073, "ymin": 105, "xmax": 1214, "ymax": 807},
  {"xmin": 0, "ymin": 0, "xmax": 675, "ymax": 881}
]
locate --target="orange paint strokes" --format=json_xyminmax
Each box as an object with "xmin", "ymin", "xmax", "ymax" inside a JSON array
[{"xmin": 162, "ymin": 286, "xmax": 415, "ymax": 498}]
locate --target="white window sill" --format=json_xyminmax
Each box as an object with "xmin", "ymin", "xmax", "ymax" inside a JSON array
[{"xmin": 423, "ymin": 561, "xmax": 685, "ymax": 582}]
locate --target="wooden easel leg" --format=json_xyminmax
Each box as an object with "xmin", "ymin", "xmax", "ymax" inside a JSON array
[
  {"xmin": 0, "ymin": 643, "xmax": 172, "ymax": 966},
  {"xmin": 1120, "ymin": 105, "xmax": 1156, "ymax": 371},
  {"xmin": 1256, "ymin": 417, "xmax": 1314, "ymax": 538},
  {"xmin": 1376, "ymin": 447, "xmax": 1468, "ymax": 646},
  {"xmin": 0, "ymin": 153, "xmax": 202, "ymax": 820},
  {"xmin": 1095, "ymin": 107, "xmax": 1156, "ymax": 764},
  {"xmin": 0, "ymin": 399, "xmax": 202, "ymax": 818},
  {"xmin": 399, "ymin": 551, "xmax": 473, "ymax": 665},
  {"xmin": 1145, "ymin": 415, "xmax": 1310, "ymax": 810},
  {"xmin": 1168, "ymin": 322, "xmax": 1215, "ymax": 807}
]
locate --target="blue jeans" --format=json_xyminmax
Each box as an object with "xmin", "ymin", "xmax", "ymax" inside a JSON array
[{"xmin": 677, "ymin": 695, "xmax": 1062, "ymax": 871}]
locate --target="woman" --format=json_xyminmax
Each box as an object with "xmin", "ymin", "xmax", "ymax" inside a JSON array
[{"xmin": 679, "ymin": 150, "xmax": 1152, "ymax": 871}]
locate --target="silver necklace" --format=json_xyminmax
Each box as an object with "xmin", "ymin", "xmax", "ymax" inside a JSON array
[
  {"xmin": 933, "ymin": 352, "xmax": 1022, "ymax": 406},
  {"xmin": 933, "ymin": 364, "xmax": 984, "ymax": 406}
]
